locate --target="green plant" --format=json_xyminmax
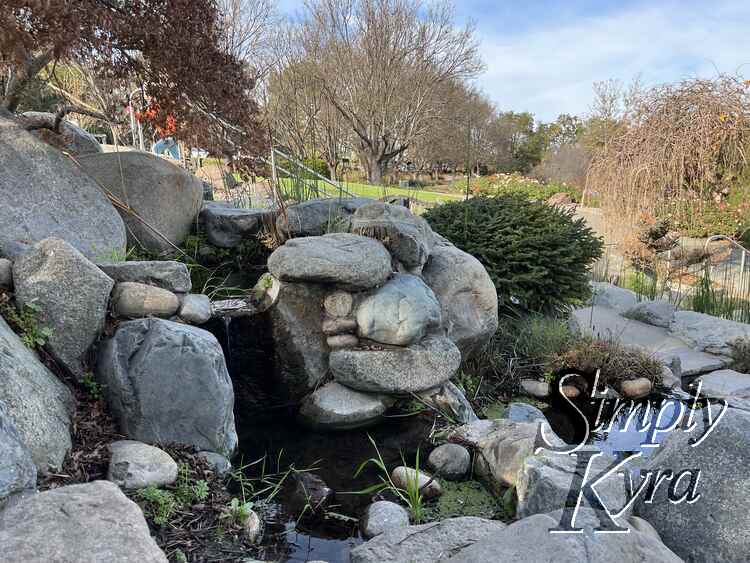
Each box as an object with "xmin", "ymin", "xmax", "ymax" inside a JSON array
[
  {"xmin": 174, "ymin": 463, "xmax": 209, "ymax": 504},
  {"xmin": 80, "ymin": 372, "xmax": 103, "ymax": 400},
  {"xmin": 424, "ymin": 194, "xmax": 603, "ymax": 313},
  {"xmin": 0, "ymin": 299, "xmax": 53, "ymax": 350},
  {"xmin": 221, "ymin": 497, "xmax": 255, "ymax": 526},
  {"xmin": 137, "ymin": 485, "xmax": 178, "ymax": 526}
]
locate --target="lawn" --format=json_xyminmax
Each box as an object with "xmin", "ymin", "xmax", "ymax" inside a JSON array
[{"xmin": 287, "ymin": 178, "xmax": 465, "ymax": 204}]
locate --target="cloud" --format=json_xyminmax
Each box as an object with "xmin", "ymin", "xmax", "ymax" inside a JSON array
[{"xmin": 473, "ymin": 0, "xmax": 750, "ymax": 120}]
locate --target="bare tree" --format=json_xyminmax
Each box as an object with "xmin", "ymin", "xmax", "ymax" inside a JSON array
[
  {"xmin": 219, "ymin": 0, "xmax": 280, "ymax": 81},
  {"xmin": 299, "ymin": 0, "xmax": 483, "ymax": 184}
]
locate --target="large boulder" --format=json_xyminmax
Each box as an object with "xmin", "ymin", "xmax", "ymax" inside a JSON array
[
  {"xmin": 14, "ymin": 238, "xmax": 114, "ymax": 377},
  {"xmin": 96, "ymin": 318, "xmax": 237, "ymax": 456},
  {"xmin": 0, "ymin": 406, "xmax": 36, "ymax": 504},
  {"xmin": 77, "ymin": 152, "xmax": 203, "ymax": 255},
  {"xmin": 356, "ymin": 274, "xmax": 441, "ymax": 346},
  {"xmin": 422, "ymin": 240, "xmax": 498, "ymax": 358},
  {"xmin": 107, "ymin": 440, "xmax": 178, "ymax": 489},
  {"xmin": 277, "ymin": 197, "xmax": 374, "ymax": 237},
  {"xmin": 330, "ymin": 335, "xmax": 461, "ymax": 394},
  {"xmin": 350, "ymin": 516, "xmax": 505, "ymax": 563},
  {"xmin": 0, "ymin": 114, "xmax": 126, "ymax": 260},
  {"xmin": 588, "ymin": 282, "xmax": 638, "ymax": 312},
  {"xmin": 20, "ymin": 112, "xmax": 102, "ymax": 155},
  {"xmin": 268, "ymin": 233, "xmax": 392, "ymax": 290},
  {"xmin": 447, "ymin": 510, "xmax": 682, "ymax": 562},
  {"xmin": 0, "ymin": 480, "xmax": 167, "ymax": 562},
  {"xmin": 350, "ymin": 202, "xmax": 435, "ymax": 269},
  {"xmin": 670, "ymin": 310, "xmax": 750, "ymax": 355},
  {"xmin": 417, "ymin": 382, "xmax": 479, "ymax": 425},
  {"xmin": 97, "ymin": 260, "xmax": 191, "ymax": 293},
  {"xmin": 623, "ymin": 299, "xmax": 676, "ymax": 328},
  {"xmin": 298, "ymin": 382, "xmax": 390, "ymax": 430},
  {"xmin": 259, "ymin": 278, "xmax": 329, "ymax": 399},
  {"xmin": 200, "ymin": 204, "xmax": 271, "ymax": 248},
  {"xmin": 694, "ymin": 369, "xmax": 750, "ymax": 400},
  {"xmin": 634, "ymin": 405, "xmax": 750, "ymax": 562},
  {"xmin": 0, "ymin": 316, "xmax": 75, "ymax": 471}
]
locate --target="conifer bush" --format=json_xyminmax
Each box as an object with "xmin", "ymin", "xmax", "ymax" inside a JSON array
[{"xmin": 424, "ymin": 194, "xmax": 603, "ymax": 313}]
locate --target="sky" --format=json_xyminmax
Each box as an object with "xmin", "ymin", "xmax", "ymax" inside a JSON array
[{"xmin": 278, "ymin": 0, "xmax": 750, "ymax": 122}]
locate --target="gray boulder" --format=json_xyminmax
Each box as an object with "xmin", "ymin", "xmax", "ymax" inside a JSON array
[
  {"xmin": 428, "ymin": 443, "xmax": 471, "ymax": 480},
  {"xmin": 259, "ymin": 278, "xmax": 329, "ymax": 399},
  {"xmin": 623, "ymin": 299, "xmax": 676, "ymax": 328},
  {"xmin": 179, "ymin": 294, "xmax": 212, "ymax": 324},
  {"xmin": 506, "ymin": 402, "xmax": 547, "ymax": 424},
  {"xmin": 422, "ymin": 240, "xmax": 499, "ymax": 359},
  {"xmin": 20, "ymin": 112, "xmax": 102, "ymax": 155},
  {"xmin": 268, "ymin": 233, "xmax": 392, "ymax": 290},
  {"xmin": 298, "ymin": 382, "xmax": 390, "ymax": 430},
  {"xmin": 361, "ymin": 501, "xmax": 409, "ymax": 539},
  {"xmin": 0, "ymin": 115, "xmax": 126, "ymax": 261},
  {"xmin": 391, "ymin": 466, "xmax": 442, "ymax": 499},
  {"xmin": 447, "ymin": 510, "xmax": 682, "ymax": 562},
  {"xmin": 350, "ymin": 202, "xmax": 435, "ymax": 269},
  {"xmin": 350, "ymin": 516, "xmax": 505, "ymax": 563},
  {"xmin": 197, "ymin": 451, "xmax": 232, "ymax": 476},
  {"xmin": 111, "ymin": 282, "xmax": 180, "ymax": 319},
  {"xmin": 417, "ymin": 382, "xmax": 479, "ymax": 424},
  {"xmin": 96, "ymin": 318, "xmax": 237, "ymax": 456},
  {"xmin": 13, "ymin": 238, "xmax": 114, "ymax": 377},
  {"xmin": 97, "ymin": 260, "xmax": 191, "ymax": 293},
  {"xmin": 0, "ymin": 316, "xmax": 74, "ymax": 471},
  {"xmin": 356, "ymin": 274, "xmax": 441, "ymax": 346},
  {"xmin": 0, "ymin": 258, "xmax": 12, "ymax": 289},
  {"xmin": 670, "ymin": 310, "xmax": 750, "ymax": 355},
  {"xmin": 0, "ymin": 406, "xmax": 36, "ymax": 504},
  {"xmin": 693, "ymin": 369, "xmax": 750, "ymax": 399},
  {"xmin": 0, "ymin": 480, "xmax": 167, "ymax": 562},
  {"xmin": 589, "ymin": 282, "xmax": 638, "ymax": 312},
  {"xmin": 635, "ymin": 405, "xmax": 750, "ymax": 562},
  {"xmin": 277, "ymin": 197, "xmax": 374, "ymax": 237},
  {"xmin": 200, "ymin": 204, "xmax": 271, "ymax": 248},
  {"xmin": 77, "ymin": 151, "xmax": 203, "ymax": 255},
  {"xmin": 107, "ymin": 440, "xmax": 178, "ymax": 489},
  {"xmin": 330, "ymin": 335, "xmax": 461, "ymax": 394},
  {"xmin": 520, "ymin": 379, "xmax": 551, "ymax": 399}
]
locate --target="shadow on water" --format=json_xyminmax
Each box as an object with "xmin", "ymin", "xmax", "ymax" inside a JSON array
[{"xmin": 204, "ymin": 315, "xmax": 436, "ymax": 563}]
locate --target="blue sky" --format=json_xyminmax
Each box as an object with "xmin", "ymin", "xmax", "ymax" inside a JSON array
[{"xmin": 278, "ymin": 0, "xmax": 750, "ymax": 121}]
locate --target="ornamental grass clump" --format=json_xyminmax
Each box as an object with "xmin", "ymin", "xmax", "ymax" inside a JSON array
[{"xmin": 424, "ymin": 194, "xmax": 603, "ymax": 313}]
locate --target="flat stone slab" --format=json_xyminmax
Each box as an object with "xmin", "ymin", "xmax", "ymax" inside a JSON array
[
  {"xmin": 653, "ymin": 346, "xmax": 729, "ymax": 377},
  {"xmin": 693, "ymin": 369, "xmax": 750, "ymax": 400},
  {"xmin": 98, "ymin": 260, "xmax": 191, "ymax": 293},
  {"xmin": 268, "ymin": 233, "xmax": 392, "ymax": 290},
  {"xmin": 298, "ymin": 382, "xmax": 390, "ymax": 430}
]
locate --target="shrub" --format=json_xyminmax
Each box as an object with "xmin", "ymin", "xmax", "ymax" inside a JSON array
[{"xmin": 424, "ymin": 194, "xmax": 603, "ymax": 313}]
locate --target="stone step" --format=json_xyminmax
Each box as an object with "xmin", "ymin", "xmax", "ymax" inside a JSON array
[{"xmin": 691, "ymin": 369, "xmax": 750, "ymax": 400}]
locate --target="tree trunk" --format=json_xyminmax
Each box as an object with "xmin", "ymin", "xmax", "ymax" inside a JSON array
[{"xmin": 359, "ymin": 151, "xmax": 385, "ymax": 185}]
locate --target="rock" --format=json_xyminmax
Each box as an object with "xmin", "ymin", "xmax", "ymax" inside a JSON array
[
  {"xmin": 291, "ymin": 472, "xmax": 334, "ymax": 511},
  {"xmin": 0, "ymin": 115, "xmax": 126, "ymax": 260},
  {"xmin": 13, "ymin": 238, "xmax": 114, "ymax": 377},
  {"xmin": 422, "ymin": 240, "xmax": 499, "ymax": 359},
  {"xmin": 547, "ymin": 192, "xmax": 575, "ymax": 206},
  {"xmin": 0, "ymin": 316, "xmax": 74, "ymax": 471},
  {"xmin": 350, "ymin": 516, "xmax": 505, "ymax": 563},
  {"xmin": 505, "ymin": 402, "xmax": 547, "ymax": 424},
  {"xmin": 277, "ymin": 197, "xmax": 374, "ymax": 237},
  {"xmin": 200, "ymin": 204, "xmax": 271, "ymax": 248},
  {"xmin": 260, "ymin": 279, "xmax": 329, "ymax": 399},
  {"xmin": 361, "ymin": 501, "xmax": 409, "ymax": 539},
  {"xmin": 520, "ymin": 379, "xmax": 550, "ymax": 399},
  {"xmin": 659, "ymin": 366, "xmax": 680, "ymax": 389},
  {"xmin": 324, "ymin": 290, "xmax": 354, "ymax": 318},
  {"xmin": 561, "ymin": 384, "xmax": 581, "ymax": 399},
  {"xmin": 654, "ymin": 346, "xmax": 729, "ymax": 377},
  {"xmin": 0, "ymin": 258, "xmax": 11, "ymax": 289},
  {"xmin": 77, "ymin": 151, "xmax": 203, "ymax": 254},
  {"xmin": 179, "ymin": 294, "xmax": 212, "ymax": 324},
  {"xmin": 589, "ymin": 282, "xmax": 638, "ymax": 312},
  {"xmin": 96, "ymin": 318, "xmax": 237, "ymax": 456},
  {"xmin": 634, "ymin": 405, "xmax": 750, "ymax": 562},
  {"xmin": 356, "ymin": 274, "xmax": 441, "ymax": 346},
  {"xmin": 628, "ymin": 516, "xmax": 663, "ymax": 541},
  {"xmin": 97, "ymin": 260, "xmax": 191, "ymax": 293},
  {"xmin": 391, "ymin": 466, "xmax": 442, "ymax": 499},
  {"xmin": 197, "ymin": 451, "xmax": 232, "ymax": 476},
  {"xmin": 268, "ymin": 233, "xmax": 392, "ymax": 290},
  {"xmin": 112, "ymin": 282, "xmax": 180, "ymax": 318},
  {"xmin": 243, "ymin": 509, "xmax": 263, "ymax": 543},
  {"xmin": 619, "ymin": 377, "xmax": 653, "ymax": 399},
  {"xmin": 427, "ymin": 444, "xmax": 471, "ymax": 480},
  {"xmin": 670, "ymin": 310, "xmax": 750, "ymax": 355},
  {"xmin": 623, "ymin": 299, "xmax": 675, "ymax": 328},
  {"xmin": 20, "ymin": 112, "xmax": 102, "ymax": 155},
  {"xmin": 330, "ymin": 335, "xmax": 461, "ymax": 394},
  {"xmin": 298, "ymin": 382, "xmax": 390, "ymax": 430},
  {"xmin": 326, "ymin": 334, "xmax": 359, "ymax": 349},
  {"xmin": 516, "ymin": 449, "xmax": 629, "ymax": 519},
  {"xmin": 0, "ymin": 481, "xmax": 167, "ymax": 562},
  {"xmin": 322, "ymin": 317, "xmax": 358, "ymax": 335},
  {"xmin": 417, "ymin": 382, "xmax": 479, "ymax": 424},
  {"xmin": 446, "ymin": 510, "xmax": 682, "ymax": 562},
  {"xmin": 350, "ymin": 202, "xmax": 435, "ymax": 269},
  {"xmin": 693, "ymin": 369, "xmax": 750, "ymax": 399},
  {"xmin": 0, "ymin": 406, "xmax": 36, "ymax": 504},
  {"xmin": 107, "ymin": 440, "xmax": 178, "ymax": 489}
]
